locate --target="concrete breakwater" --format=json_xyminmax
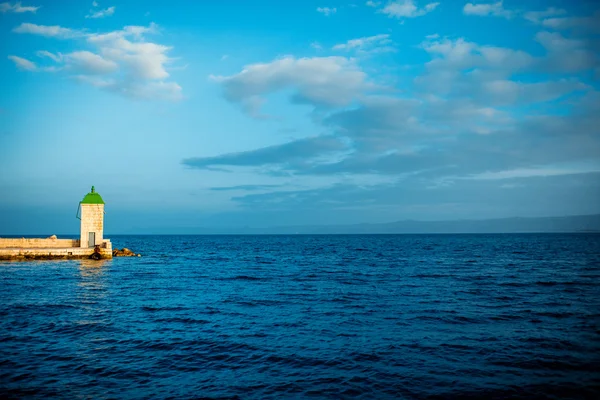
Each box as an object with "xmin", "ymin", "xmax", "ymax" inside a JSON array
[
  {"xmin": 0, "ymin": 187, "xmax": 139, "ymax": 261},
  {"xmin": 0, "ymin": 235, "xmax": 113, "ymax": 260}
]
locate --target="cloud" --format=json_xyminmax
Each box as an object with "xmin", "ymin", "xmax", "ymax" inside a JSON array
[
  {"xmin": 480, "ymin": 79, "xmax": 588, "ymax": 105},
  {"xmin": 196, "ymin": 34, "xmax": 599, "ymax": 182},
  {"xmin": 182, "ymin": 136, "xmax": 349, "ymax": 171},
  {"xmin": 210, "ymin": 56, "xmax": 377, "ymax": 115},
  {"xmin": 316, "ymin": 7, "xmax": 337, "ymax": 16},
  {"xmin": 332, "ymin": 34, "xmax": 394, "ymax": 54},
  {"xmin": 535, "ymin": 31, "xmax": 598, "ymax": 73},
  {"xmin": 523, "ymin": 7, "xmax": 566, "ymax": 23},
  {"xmin": 13, "ymin": 23, "xmax": 83, "ymax": 39},
  {"xmin": 11, "ymin": 22, "xmax": 182, "ymax": 101},
  {"xmin": 90, "ymin": 34, "xmax": 172, "ymax": 79},
  {"xmin": 92, "ymin": 1, "xmax": 98, "ymax": 6},
  {"xmin": 541, "ymin": 12, "xmax": 600, "ymax": 34},
  {"xmin": 8, "ymin": 55, "xmax": 36, "ymax": 71},
  {"xmin": 86, "ymin": 5, "xmax": 115, "ymax": 19},
  {"xmin": 36, "ymin": 50, "xmax": 63, "ymax": 63},
  {"xmin": 209, "ymin": 184, "xmax": 283, "ymax": 192},
  {"xmin": 188, "ymin": 16, "xmax": 599, "ymax": 223},
  {"xmin": 66, "ymin": 51, "xmax": 118, "ymax": 74},
  {"xmin": 227, "ymin": 171, "xmax": 600, "ymax": 221},
  {"xmin": 418, "ymin": 37, "xmax": 534, "ymax": 83},
  {"xmin": 463, "ymin": 1, "xmax": 513, "ymax": 18},
  {"xmin": 0, "ymin": 1, "xmax": 39, "ymax": 13},
  {"xmin": 366, "ymin": 1, "xmax": 380, "ymax": 7},
  {"xmin": 379, "ymin": 0, "xmax": 439, "ymax": 19}
]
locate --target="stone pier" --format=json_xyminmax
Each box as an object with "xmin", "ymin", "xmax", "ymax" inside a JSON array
[{"xmin": 0, "ymin": 186, "xmax": 113, "ymax": 261}]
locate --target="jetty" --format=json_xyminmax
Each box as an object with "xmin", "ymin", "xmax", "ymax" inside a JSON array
[{"xmin": 0, "ymin": 186, "xmax": 114, "ymax": 260}]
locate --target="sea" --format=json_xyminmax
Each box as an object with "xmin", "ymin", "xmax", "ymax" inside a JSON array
[{"xmin": 1, "ymin": 233, "xmax": 599, "ymax": 399}]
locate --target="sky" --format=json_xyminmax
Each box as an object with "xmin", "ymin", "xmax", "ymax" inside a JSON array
[{"xmin": 0, "ymin": 0, "xmax": 599, "ymax": 234}]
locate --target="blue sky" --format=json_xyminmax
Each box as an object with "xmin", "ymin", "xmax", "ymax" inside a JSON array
[{"xmin": 1, "ymin": 0, "xmax": 599, "ymax": 233}]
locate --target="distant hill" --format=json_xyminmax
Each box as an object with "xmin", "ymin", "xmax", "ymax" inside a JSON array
[{"xmin": 181, "ymin": 214, "xmax": 600, "ymax": 234}]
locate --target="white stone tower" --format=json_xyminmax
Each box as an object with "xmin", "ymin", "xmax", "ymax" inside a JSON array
[{"xmin": 78, "ymin": 186, "xmax": 105, "ymax": 248}]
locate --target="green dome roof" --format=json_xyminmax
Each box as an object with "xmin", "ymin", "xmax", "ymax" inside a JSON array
[{"xmin": 80, "ymin": 186, "xmax": 105, "ymax": 204}]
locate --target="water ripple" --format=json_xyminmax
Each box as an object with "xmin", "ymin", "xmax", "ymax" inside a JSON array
[{"xmin": 1, "ymin": 233, "xmax": 599, "ymax": 399}]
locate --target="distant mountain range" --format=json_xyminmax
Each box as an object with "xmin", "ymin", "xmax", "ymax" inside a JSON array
[{"xmin": 168, "ymin": 214, "xmax": 600, "ymax": 234}]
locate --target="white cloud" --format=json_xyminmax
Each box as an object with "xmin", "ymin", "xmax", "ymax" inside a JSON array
[
  {"xmin": 86, "ymin": 5, "xmax": 115, "ymax": 19},
  {"xmin": 210, "ymin": 56, "xmax": 376, "ymax": 116},
  {"xmin": 13, "ymin": 23, "xmax": 83, "ymax": 39},
  {"xmin": 0, "ymin": 1, "xmax": 39, "ymax": 13},
  {"xmin": 221, "ymin": 54, "xmax": 229, "ymax": 61},
  {"xmin": 8, "ymin": 55, "xmax": 36, "ymax": 71},
  {"xmin": 66, "ymin": 51, "xmax": 118, "ymax": 74},
  {"xmin": 416, "ymin": 37, "xmax": 539, "ymax": 101},
  {"xmin": 92, "ymin": 1, "xmax": 98, "ymax": 6},
  {"xmin": 425, "ymin": 33, "xmax": 439, "ymax": 39},
  {"xmin": 366, "ymin": 1, "xmax": 380, "ymax": 6},
  {"xmin": 94, "ymin": 38, "xmax": 172, "ymax": 79},
  {"xmin": 316, "ymin": 7, "xmax": 337, "ymax": 16},
  {"xmin": 87, "ymin": 22, "xmax": 157, "ymax": 42},
  {"xmin": 421, "ymin": 37, "xmax": 533, "ymax": 73},
  {"xmin": 311, "ymin": 42, "xmax": 323, "ymax": 50},
  {"xmin": 463, "ymin": 1, "xmax": 512, "ymax": 18},
  {"xmin": 11, "ymin": 22, "xmax": 182, "ymax": 102},
  {"xmin": 380, "ymin": 0, "xmax": 439, "ymax": 18}
]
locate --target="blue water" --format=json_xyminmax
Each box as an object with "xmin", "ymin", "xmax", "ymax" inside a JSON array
[{"xmin": 1, "ymin": 234, "xmax": 600, "ymax": 399}]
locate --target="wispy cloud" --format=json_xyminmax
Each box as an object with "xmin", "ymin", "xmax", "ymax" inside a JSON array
[
  {"xmin": 13, "ymin": 23, "xmax": 84, "ymax": 39},
  {"xmin": 8, "ymin": 55, "xmax": 37, "ymax": 71},
  {"xmin": 379, "ymin": 0, "xmax": 439, "ymax": 19},
  {"xmin": 332, "ymin": 34, "xmax": 394, "ymax": 54},
  {"xmin": 0, "ymin": 1, "xmax": 39, "ymax": 13},
  {"xmin": 209, "ymin": 184, "xmax": 283, "ymax": 192},
  {"xmin": 523, "ymin": 7, "xmax": 566, "ymax": 23},
  {"xmin": 316, "ymin": 7, "xmax": 337, "ymax": 16},
  {"xmin": 541, "ymin": 11, "xmax": 600, "ymax": 34},
  {"xmin": 463, "ymin": 1, "xmax": 513, "ymax": 19},
  {"xmin": 86, "ymin": 5, "xmax": 115, "ymax": 19},
  {"xmin": 36, "ymin": 50, "xmax": 63, "ymax": 63},
  {"xmin": 183, "ymin": 136, "xmax": 349, "ymax": 171}
]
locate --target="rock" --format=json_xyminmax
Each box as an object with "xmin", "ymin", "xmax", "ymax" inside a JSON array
[
  {"xmin": 113, "ymin": 248, "xmax": 141, "ymax": 257},
  {"xmin": 48, "ymin": 235, "xmax": 57, "ymax": 239}
]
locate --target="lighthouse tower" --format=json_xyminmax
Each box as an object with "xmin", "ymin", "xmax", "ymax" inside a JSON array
[{"xmin": 78, "ymin": 186, "xmax": 105, "ymax": 248}]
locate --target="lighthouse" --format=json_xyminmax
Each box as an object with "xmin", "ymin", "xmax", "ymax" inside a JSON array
[{"xmin": 78, "ymin": 186, "xmax": 105, "ymax": 248}]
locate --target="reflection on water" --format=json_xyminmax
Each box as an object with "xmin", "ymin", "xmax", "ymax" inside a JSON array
[
  {"xmin": 77, "ymin": 258, "xmax": 110, "ymax": 273},
  {"xmin": 75, "ymin": 259, "xmax": 111, "ymax": 333},
  {"xmin": 76, "ymin": 259, "xmax": 110, "ymax": 299}
]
